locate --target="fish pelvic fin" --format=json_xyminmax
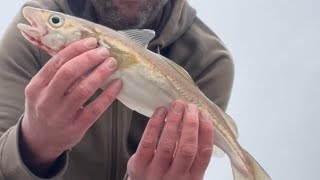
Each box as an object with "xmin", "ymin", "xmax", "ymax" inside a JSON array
[{"xmin": 232, "ymin": 150, "xmax": 271, "ymax": 180}]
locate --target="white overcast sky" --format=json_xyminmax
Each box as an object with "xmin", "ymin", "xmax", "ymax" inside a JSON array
[{"xmin": 1, "ymin": 0, "xmax": 320, "ymax": 180}]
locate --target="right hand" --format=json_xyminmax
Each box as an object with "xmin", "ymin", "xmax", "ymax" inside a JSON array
[{"xmin": 20, "ymin": 38, "xmax": 122, "ymax": 173}]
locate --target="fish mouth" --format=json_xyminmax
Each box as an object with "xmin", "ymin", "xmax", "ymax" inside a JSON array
[
  {"xmin": 17, "ymin": 6, "xmax": 48, "ymax": 45},
  {"xmin": 17, "ymin": 24, "xmax": 41, "ymax": 45}
]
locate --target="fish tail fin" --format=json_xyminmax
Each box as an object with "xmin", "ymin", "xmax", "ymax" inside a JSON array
[{"xmin": 232, "ymin": 150, "xmax": 271, "ymax": 180}]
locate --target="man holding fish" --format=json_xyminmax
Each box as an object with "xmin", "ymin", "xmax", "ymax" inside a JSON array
[{"xmin": 0, "ymin": 0, "xmax": 236, "ymax": 180}]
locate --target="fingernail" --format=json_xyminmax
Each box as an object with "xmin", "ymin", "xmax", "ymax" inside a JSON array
[
  {"xmin": 156, "ymin": 107, "xmax": 167, "ymax": 118},
  {"xmin": 98, "ymin": 47, "xmax": 110, "ymax": 58},
  {"xmin": 83, "ymin": 38, "xmax": 97, "ymax": 48},
  {"xmin": 173, "ymin": 101, "xmax": 184, "ymax": 114},
  {"xmin": 200, "ymin": 110, "xmax": 210, "ymax": 121},
  {"xmin": 187, "ymin": 103, "xmax": 197, "ymax": 113},
  {"xmin": 105, "ymin": 57, "xmax": 117, "ymax": 70}
]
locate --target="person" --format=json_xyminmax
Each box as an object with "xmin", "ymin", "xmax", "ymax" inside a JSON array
[{"xmin": 0, "ymin": 0, "xmax": 234, "ymax": 179}]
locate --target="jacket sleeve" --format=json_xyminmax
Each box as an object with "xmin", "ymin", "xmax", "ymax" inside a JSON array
[{"xmin": 0, "ymin": 6, "xmax": 68, "ymax": 180}]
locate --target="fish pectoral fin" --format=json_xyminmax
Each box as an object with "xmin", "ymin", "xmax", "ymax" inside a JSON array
[
  {"xmin": 232, "ymin": 150, "xmax": 272, "ymax": 180},
  {"xmin": 118, "ymin": 29, "xmax": 155, "ymax": 48}
]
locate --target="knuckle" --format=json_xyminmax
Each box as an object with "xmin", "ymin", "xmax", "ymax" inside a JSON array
[
  {"xmin": 185, "ymin": 118, "xmax": 198, "ymax": 128},
  {"xmin": 199, "ymin": 122, "xmax": 215, "ymax": 138},
  {"xmin": 140, "ymin": 138, "xmax": 154, "ymax": 150},
  {"xmin": 74, "ymin": 85, "xmax": 92, "ymax": 100},
  {"xmin": 167, "ymin": 115, "xmax": 181, "ymax": 125},
  {"xmin": 198, "ymin": 147, "xmax": 213, "ymax": 159},
  {"xmin": 180, "ymin": 144, "xmax": 198, "ymax": 159},
  {"xmin": 185, "ymin": 134, "xmax": 198, "ymax": 144},
  {"xmin": 84, "ymin": 50, "xmax": 98, "ymax": 61},
  {"xmin": 127, "ymin": 157, "xmax": 139, "ymax": 178},
  {"xmin": 61, "ymin": 43, "xmax": 83, "ymax": 58},
  {"xmin": 51, "ymin": 53, "xmax": 66, "ymax": 69},
  {"xmin": 201, "ymin": 121, "xmax": 214, "ymax": 134},
  {"xmin": 147, "ymin": 120, "xmax": 159, "ymax": 132},
  {"xmin": 166, "ymin": 116, "xmax": 182, "ymax": 128},
  {"xmin": 159, "ymin": 139, "xmax": 176, "ymax": 154},
  {"xmin": 73, "ymin": 42, "xmax": 86, "ymax": 52},
  {"xmin": 103, "ymin": 93, "xmax": 115, "ymax": 104},
  {"xmin": 93, "ymin": 68, "xmax": 107, "ymax": 83},
  {"xmin": 90, "ymin": 104, "xmax": 105, "ymax": 117},
  {"xmin": 165, "ymin": 123, "xmax": 178, "ymax": 133},
  {"xmin": 194, "ymin": 151, "xmax": 213, "ymax": 172},
  {"xmin": 60, "ymin": 65, "xmax": 77, "ymax": 80},
  {"xmin": 24, "ymin": 83, "xmax": 37, "ymax": 99}
]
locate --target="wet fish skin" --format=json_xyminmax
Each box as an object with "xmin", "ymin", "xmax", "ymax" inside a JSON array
[{"xmin": 17, "ymin": 6, "xmax": 271, "ymax": 180}]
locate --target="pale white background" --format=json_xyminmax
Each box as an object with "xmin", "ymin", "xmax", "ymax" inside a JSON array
[{"xmin": 1, "ymin": 0, "xmax": 319, "ymax": 180}]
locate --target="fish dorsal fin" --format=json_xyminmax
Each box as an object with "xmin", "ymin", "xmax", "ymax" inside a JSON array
[{"xmin": 118, "ymin": 29, "xmax": 155, "ymax": 48}]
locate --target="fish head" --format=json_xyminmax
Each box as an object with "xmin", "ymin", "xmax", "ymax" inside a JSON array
[{"xmin": 17, "ymin": 6, "xmax": 84, "ymax": 55}]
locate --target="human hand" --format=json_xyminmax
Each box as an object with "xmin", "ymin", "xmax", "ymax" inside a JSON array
[
  {"xmin": 127, "ymin": 100, "xmax": 215, "ymax": 180},
  {"xmin": 20, "ymin": 38, "xmax": 122, "ymax": 174}
]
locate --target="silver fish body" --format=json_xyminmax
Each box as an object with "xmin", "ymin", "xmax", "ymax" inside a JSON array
[{"xmin": 17, "ymin": 6, "xmax": 271, "ymax": 180}]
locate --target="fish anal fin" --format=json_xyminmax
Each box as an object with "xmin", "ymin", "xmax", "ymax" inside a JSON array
[
  {"xmin": 232, "ymin": 165, "xmax": 251, "ymax": 180},
  {"xmin": 213, "ymin": 145, "xmax": 226, "ymax": 157},
  {"xmin": 217, "ymin": 107, "xmax": 239, "ymax": 139}
]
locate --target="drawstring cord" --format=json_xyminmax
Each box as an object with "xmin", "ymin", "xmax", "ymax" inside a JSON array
[{"xmin": 157, "ymin": 45, "xmax": 161, "ymax": 55}]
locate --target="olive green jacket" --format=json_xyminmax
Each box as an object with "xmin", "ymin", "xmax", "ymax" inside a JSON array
[{"xmin": 0, "ymin": 0, "xmax": 234, "ymax": 179}]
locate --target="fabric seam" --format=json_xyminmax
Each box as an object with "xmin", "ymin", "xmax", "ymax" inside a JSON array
[{"xmin": 0, "ymin": 128, "xmax": 12, "ymax": 180}]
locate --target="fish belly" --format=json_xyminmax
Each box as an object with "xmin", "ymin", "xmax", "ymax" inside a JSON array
[{"xmin": 106, "ymin": 65, "xmax": 180, "ymax": 117}]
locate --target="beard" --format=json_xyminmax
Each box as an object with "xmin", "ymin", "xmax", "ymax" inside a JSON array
[{"xmin": 90, "ymin": 0, "xmax": 169, "ymax": 30}]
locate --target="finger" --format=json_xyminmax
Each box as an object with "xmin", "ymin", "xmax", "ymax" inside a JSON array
[
  {"xmin": 63, "ymin": 57, "xmax": 117, "ymax": 112},
  {"xmin": 170, "ymin": 103, "xmax": 199, "ymax": 173},
  {"xmin": 152, "ymin": 100, "xmax": 185, "ymax": 174},
  {"xmin": 30, "ymin": 38, "xmax": 97, "ymax": 89},
  {"xmin": 47, "ymin": 46, "xmax": 110, "ymax": 96},
  {"xmin": 190, "ymin": 110, "xmax": 214, "ymax": 177},
  {"xmin": 134, "ymin": 107, "xmax": 167, "ymax": 167},
  {"xmin": 76, "ymin": 79, "xmax": 122, "ymax": 130}
]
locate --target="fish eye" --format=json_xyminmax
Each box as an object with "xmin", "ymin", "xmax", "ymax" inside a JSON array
[{"xmin": 49, "ymin": 15, "xmax": 64, "ymax": 28}]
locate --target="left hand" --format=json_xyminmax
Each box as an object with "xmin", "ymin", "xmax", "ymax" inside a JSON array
[{"xmin": 127, "ymin": 100, "xmax": 215, "ymax": 180}]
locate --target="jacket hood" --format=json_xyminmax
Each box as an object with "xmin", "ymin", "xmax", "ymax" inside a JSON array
[{"xmin": 56, "ymin": 0, "xmax": 197, "ymax": 50}]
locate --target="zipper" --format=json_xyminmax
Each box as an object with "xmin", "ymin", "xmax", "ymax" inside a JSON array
[{"xmin": 110, "ymin": 100, "xmax": 118, "ymax": 180}]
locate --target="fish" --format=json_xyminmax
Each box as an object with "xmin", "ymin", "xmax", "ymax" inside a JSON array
[{"xmin": 17, "ymin": 6, "xmax": 271, "ymax": 180}]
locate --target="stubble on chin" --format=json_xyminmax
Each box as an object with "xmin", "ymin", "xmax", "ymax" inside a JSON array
[{"xmin": 91, "ymin": 0, "xmax": 168, "ymax": 30}]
